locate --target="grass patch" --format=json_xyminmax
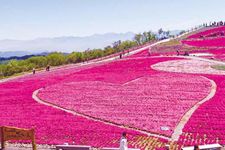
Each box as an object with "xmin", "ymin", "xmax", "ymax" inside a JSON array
[
  {"xmin": 158, "ymin": 39, "xmax": 181, "ymax": 47},
  {"xmin": 0, "ymin": 67, "xmax": 45, "ymax": 80},
  {"xmin": 212, "ymin": 65, "xmax": 225, "ymax": 71}
]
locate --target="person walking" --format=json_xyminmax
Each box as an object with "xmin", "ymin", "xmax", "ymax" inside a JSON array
[
  {"xmin": 46, "ymin": 65, "xmax": 50, "ymax": 71},
  {"xmin": 119, "ymin": 53, "xmax": 122, "ymax": 59},
  {"xmin": 194, "ymin": 145, "xmax": 200, "ymax": 150},
  {"xmin": 119, "ymin": 132, "xmax": 128, "ymax": 150},
  {"xmin": 32, "ymin": 68, "xmax": 36, "ymax": 74},
  {"xmin": 176, "ymin": 49, "xmax": 180, "ymax": 56}
]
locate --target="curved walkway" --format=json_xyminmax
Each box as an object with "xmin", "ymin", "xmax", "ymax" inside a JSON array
[{"xmin": 171, "ymin": 77, "xmax": 217, "ymax": 141}]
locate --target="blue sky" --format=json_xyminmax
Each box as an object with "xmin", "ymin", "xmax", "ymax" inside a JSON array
[{"xmin": 0, "ymin": 0, "xmax": 224, "ymax": 40}]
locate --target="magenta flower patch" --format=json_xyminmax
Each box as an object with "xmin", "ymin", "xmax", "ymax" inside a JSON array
[{"xmin": 38, "ymin": 74, "xmax": 211, "ymax": 137}]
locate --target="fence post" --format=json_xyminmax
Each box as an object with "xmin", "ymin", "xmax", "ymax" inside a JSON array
[
  {"xmin": 31, "ymin": 129, "xmax": 37, "ymax": 150},
  {"xmin": 1, "ymin": 127, "xmax": 5, "ymax": 149}
]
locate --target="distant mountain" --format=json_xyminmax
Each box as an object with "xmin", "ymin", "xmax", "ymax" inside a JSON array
[
  {"xmin": 0, "ymin": 32, "xmax": 135, "ymax": 56},
  {"xmin": 0, "ymin": 53, "xmax": 47, "ymax": 61},
  {"xmin": 0, "ymin": 51, "xmax": 32, "ymax": 58},
  {"xmin": 0, "ymin": 52, "xmax": 50, "ymax": 64}
]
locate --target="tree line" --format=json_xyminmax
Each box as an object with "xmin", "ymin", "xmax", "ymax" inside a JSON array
[{"xmin": 0, "ymin": 30, "xmax": 161, "ymax": 78}]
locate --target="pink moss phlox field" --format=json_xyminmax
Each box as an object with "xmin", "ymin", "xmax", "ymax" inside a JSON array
[
  {"xmin": 187, "ymin": 26, "xmax": 225, "ymax": 39},
  {"xmin": 183, "ymin": 26, "xmax": 225, "ymax": 47},
  {"xmin": 38, "ymin": 74, "xmax": 211, "ymax": 137},
  {"xmin": 177, "ymin": 27, "xmax": 225, "ymax": 146},
  {"xmin": 182, "ymin": 38, "xmax": 225, "ymax": 47},
  {"xmin": 178, "ymin": 75, "xmax": 225, "ymax": 146}
]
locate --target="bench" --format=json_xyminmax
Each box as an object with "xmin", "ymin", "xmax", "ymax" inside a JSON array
[
  {"xmin": 182, "ymin": 144, "xmax": 222, "ymax": 150},
  {"xmin": 56, "ymin": 145, "xmax": 91, "ymax": 150},
  {"xmin": 100, "ymin": 147, "xmax": 140, "ymax": 150}
]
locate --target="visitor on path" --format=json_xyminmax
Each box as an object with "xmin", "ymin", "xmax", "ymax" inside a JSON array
[
  {"xmin": 176, "ymin": 49, "xmax": 180, "ymax": 56},
  {"xmin": 119, "ymin": 53, "xmax": 122, "ymax": 59},
  {"xmin": 184, "ymin": 51, "xmax": 189, "ymax": 56},
  {"xmin": 194, "ymin": 145, "xmax": 200, "ymax": 150},
  {"xmin": 46, "ymin": 65, "xmax": 50, "ymax": 71},
  {"xmin": 119, "ymin": 132, "xmax": 128, "ymax": 150},
  {"xmin": 32, "ymin": 68, "xmax": 36, "ymax": 74}
]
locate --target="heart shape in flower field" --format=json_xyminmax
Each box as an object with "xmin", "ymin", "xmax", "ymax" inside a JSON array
[{"xmin": 38, "ymin": 74, "xmax": 211, "ymax": 136}]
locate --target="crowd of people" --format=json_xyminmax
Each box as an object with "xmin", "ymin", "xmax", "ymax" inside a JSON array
[{"xmin": 203, "ymin": 21, "xmax": 225, "ymax": 27}]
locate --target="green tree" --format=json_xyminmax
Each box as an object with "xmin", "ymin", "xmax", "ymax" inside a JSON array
[
  {"xmin": 147, "ymin": 31, "xmax": 156, "ymax": 41},
  {"xmin": 134, "ymin": 33, "xmax": 142, "ymax": 45},
  {"xmin": 142, "ymin": 32, "xmax": 148, "ymax": 43},
  {"xmin": 26, "ymin": 56, "xmax": 48, "ymax": 68},
  {"xmin": 46, "ymin": 52, "xmax": 66, "ymax": 66}
]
